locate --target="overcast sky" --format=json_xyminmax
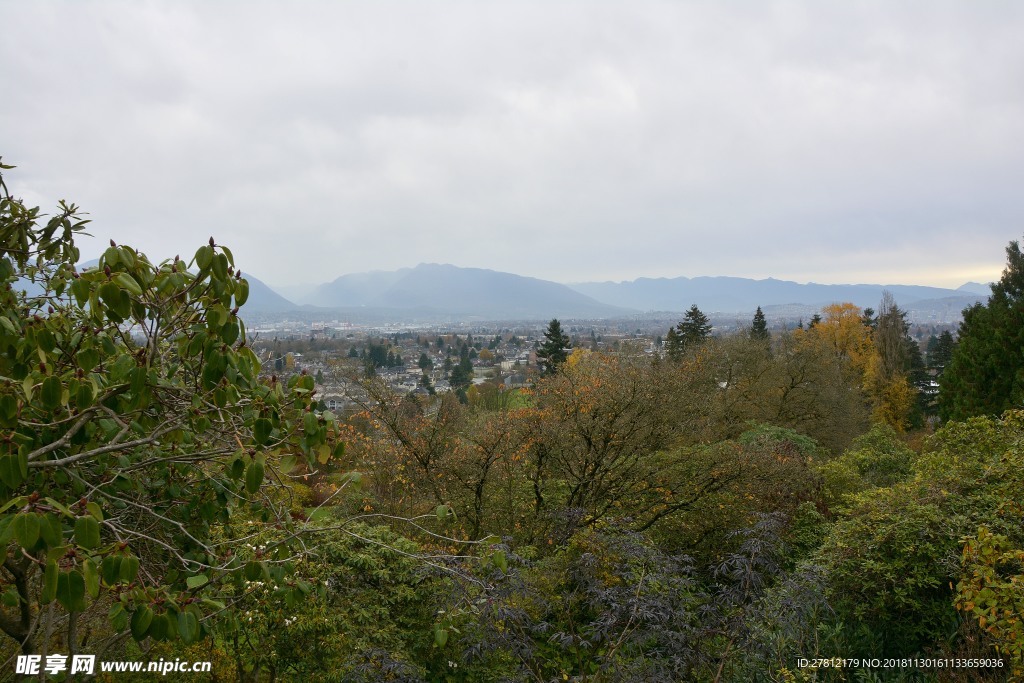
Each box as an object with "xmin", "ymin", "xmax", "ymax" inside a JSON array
[{"xmin": 3, "ymin": 1, "xmax": 1023, "ymax": 290}]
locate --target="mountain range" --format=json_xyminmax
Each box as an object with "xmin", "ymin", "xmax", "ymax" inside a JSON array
[
  {"xmin": 250, "ymin": 263, "xmax": 988, "ymax": 322},
  {"xmin": 13, "ymin": 259, "xmax": 989, "ymax": 322}
]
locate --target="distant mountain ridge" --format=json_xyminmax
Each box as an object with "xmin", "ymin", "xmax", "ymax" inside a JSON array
[
  {"xmin": 9, "ymin": 260, "xmax": 988, "ymax": 322},
  {"xmin": 309, "ymin": 263, "xmax": 631, "ymax": 319},
  {"xmin": 568, "ymin": 275, "xmax": 985, "ymax": 313}
]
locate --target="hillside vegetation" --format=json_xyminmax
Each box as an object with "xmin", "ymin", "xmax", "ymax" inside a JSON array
[{"xmin": 2, "ymin": 161, "xmax": 1023, "ymax": 681}]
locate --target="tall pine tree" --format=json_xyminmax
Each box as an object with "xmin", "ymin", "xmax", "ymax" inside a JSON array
[
  {"xmin": 537, "ymin": 318, "xmax": 571, "ymax": 376},
  {"xmin": 750, "ymin": 306, "xmax": 769, "ymax": 342},
  {"xmin": 940, "ymin": 238, "xmax": 1024, "ymax": 421}
]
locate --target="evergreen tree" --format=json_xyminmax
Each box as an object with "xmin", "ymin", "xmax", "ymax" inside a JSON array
[
  {"xmin": 418, "ymin": 351, "xmax": 433, "ymax": 371},
  {"xmin": 940, "ymin": 238, "xmax": 1024, "ymax": 421},
  {"xmin": 537, "ymin": 318, "xmax": 571, "ymax": 376},
  {"xmin": 665, "ymin": 326, "xmax": 684, "ymax": 361},
  {"xmin": 927, "ymin": 331, "xmax": 955, "ymax": 375},
  {"xmin": 750, "ymin": 306, "xmax": 769, "ymax": 342},
  {"xmin": 677, "ymin": 304, "xmax": 712, "ymax": 349}
]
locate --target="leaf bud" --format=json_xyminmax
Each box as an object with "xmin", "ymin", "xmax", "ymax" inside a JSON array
[
  {"xmin": 209, "ymin": 236, "xmax": 215, "ymax": 246},
  {"xmin": 104, "ymin": 265, "xmax": 111, "ymax": 277},
  {"xmin": 110, "ymin": 239, "xmax": 116, "ymax": 247}
]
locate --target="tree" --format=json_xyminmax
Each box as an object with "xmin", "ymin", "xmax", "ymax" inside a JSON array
[
  {"xmin": 941, "ymin": 238, "xmax": 1024, "ymax": 421},
  {"xmin": 664, "ymin": 325, "xmax": 684, "ymax": 361},
  {"xmin": 536, "ymin": 318, "xmax": 570, "ymax": 376},
  {"xmin": 417, "ymin": 351, "xmax": 433, "ymax": 372},
  {"xmin": 0, "ymin": 161, "xmax": 344, "ymax": 656},
  {"xmin": 926, "ymin": 331, "xmax": 955, "ymax": 375},
  {"xmin": 677, "ymin": 304, "xmax": 712, "ymax": 350},
  {"xmin": 750, "ymin": 306, "xmax": 769, "ymax": 342}
]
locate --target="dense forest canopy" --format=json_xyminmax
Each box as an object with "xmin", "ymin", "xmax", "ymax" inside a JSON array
[{"xmin": 2, "ymin": 160, "xmax": 1023, "ymax": 681}]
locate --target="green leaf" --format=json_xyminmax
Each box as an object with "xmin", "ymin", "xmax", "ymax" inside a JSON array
[
  {"xmin": 13, "ymin": 512, "xmax": 40, "ymax": 549},
  {"xmin": 131, "ymin": 605, "xmax": 154, "ymax": 640},
  {"xmin": 109, "ymin": 602, "xmax": 129, "ymax": 631},
  {"xmin": 436, "ymin": 505, "xmax": 449, "ymax": 522},
  {"xmin": 83, "ymin": 559, "xmax": 100, "ymax": 598},
  {"xmin": 228, "ymin": 457, "xmax": 245, "ymax": 480},
  {"xmin": 76, "ymin": 381, "xmax": 95, "ymax": 409},
  {"xmin": 434, "ymin": 626, "xmax": 448, "ymax": 648},
  {"xmin": 86, "ymin": 502, "xmax": 103, "ymax": 521},
  {"xmin": 178, "ymin": 610, "xmax": 200, "ymax": 643},
  {"xmin": 186, "ymin": 574, "xmax": 209, "ymax": 589},
  {"xmin": 492, "ymin": 549, "xmax": 508, "ymax": 573},
  {"xmin": 0, "ymin": 454, "xmax": 25, "ymax": 489},
  {"xmin": 56, "ymin": 570, "xmax": 87, "ymax": 612},
  {"xmin": 77, "ymin": 348, "xmax": 99, "ymax": 372},
  {"xmin": 40, "ymin": 376, "xmax": 63, "ymax": 410},
  {"xmin": 212, "ymin": 253, "xmax": 229, "ymax": 280},
  {"xmin": 244, "ymin": 461, "xmax": 264, "ymax": 495},
  {"xmin": 120, "ymin": 554, "xmax": 140, "ymax": 583},
  {"xmin": 74, "ymin": 515, "xmax": 101, "ymax": 549},
  {"xmin": 235, "ymin": 279, "xmax": 249, "ymax": 307},
  {"xmin": 39, "ymin": 513, "xmax": 63, "ymax": 547},
  {"xmin": 195, "ymin": 245, "xmax": 213, "ymax": 270},
  {"xmin": 243, "ymin": 561, "xmax": 264, "ymax": 582},
  {"xmin": 40, "ymin": 562, "xmax": 58, "ymax": 605},
  {"xmin": 113, "ymin": 272, "xmax": 142, "ymax": 296},
  {"xmin": 101, "ymin": 555, "xmax": 122, "ymax": 585},
  {"xmin": 254, "ymin": 418, "xmax": 272, "ymax": 445}
]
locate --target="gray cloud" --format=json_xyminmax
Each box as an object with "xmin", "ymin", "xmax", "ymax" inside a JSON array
[{"xmin": 3, "ymin": 0, "xmax": 1022, "ymax": 288}]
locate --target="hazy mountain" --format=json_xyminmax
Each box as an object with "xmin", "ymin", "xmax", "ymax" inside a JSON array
[
  {"xmin": 309, "ymin": 263, "xmax": 633, "ymax": 320},
  {"xmin": 569, "ymin": 275, "xmax": 983, "ymax": 313},
  {"xmin": 239, "ymin": 273, "xmax": 298, "ymax": 313},
  {"xmin": 957, "ymin": 282, "xmax": 992, "ymax": 296}
]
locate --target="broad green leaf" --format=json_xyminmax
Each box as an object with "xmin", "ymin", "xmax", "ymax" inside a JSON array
[
  {"xmin": 101, "ymin": 555, "xmax": 122, "ymax": 585},
  {"xmin": 254, "ymin": 418, "xmax": 273, "ymax": 445},
  {"xmin": 39, "ymin": 513, "xmax": 63, "ymax": 547},
  {"xmin": 0, "ymin": 454, "xmax": 25, "ymax": 489},
  {"xmin": 114, "ymin": 272, "xmax": 142, "ymax": 296},
  {"xmin": 56, "ymin": 570, "xmax": 87, "ymax": 612},
  {"xmin": 119, "ymin": 554, "xmax": 140, "ymax": 583},
  {"xmin": 235, "ymin": 279, "xmax": 249, "ymax": 307},
  {"xmin": 244, "ymin": 461, "xmax": 264, "ymax": 494},
  {"xmin": 186, "ymin": 574, "xmax": 209, "ymax": 589},
  {"xmin": 109, "ymin": 603, "xmax": 129, "ymax": 631},
  {"xmin": 74, "ymin": 515, "xmax": 101, "ymax": 549},
  {"xmin": 40, "ymin": 376, "xmax": 63, "ymax": 410},
  {"xmin": 131, "ymin": 605, "xmax": 154, "ymax": 640},
  {"xmin": 434, "ymin": 626, "xmax": 448, "ymax": 648},
  {"xmin": 195, "ymin": 245, "xmax": 213, "ymax": 270},
  {"xmin": 13, "ymin": 512, "xmax": 40, "ymax": 549},
  {"xmin": 178, "ymin": 610, "xmax": 200, "ymax": 643}
]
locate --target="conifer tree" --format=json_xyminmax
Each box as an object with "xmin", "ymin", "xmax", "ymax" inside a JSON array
[
  {"xmin": 940, "ymin": 238, "xmax": 1024, "ymax": 421},
  {"xmin": 750, "ymin": 306, "xmax": 769, "ymax": 342},
  {"xmin": 537, "ymin": 318, "xmax": 571, "ymax": 376},
  {"xmin": 677, "ymin": 304, "xmax": 712, "ymax": 350}
]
